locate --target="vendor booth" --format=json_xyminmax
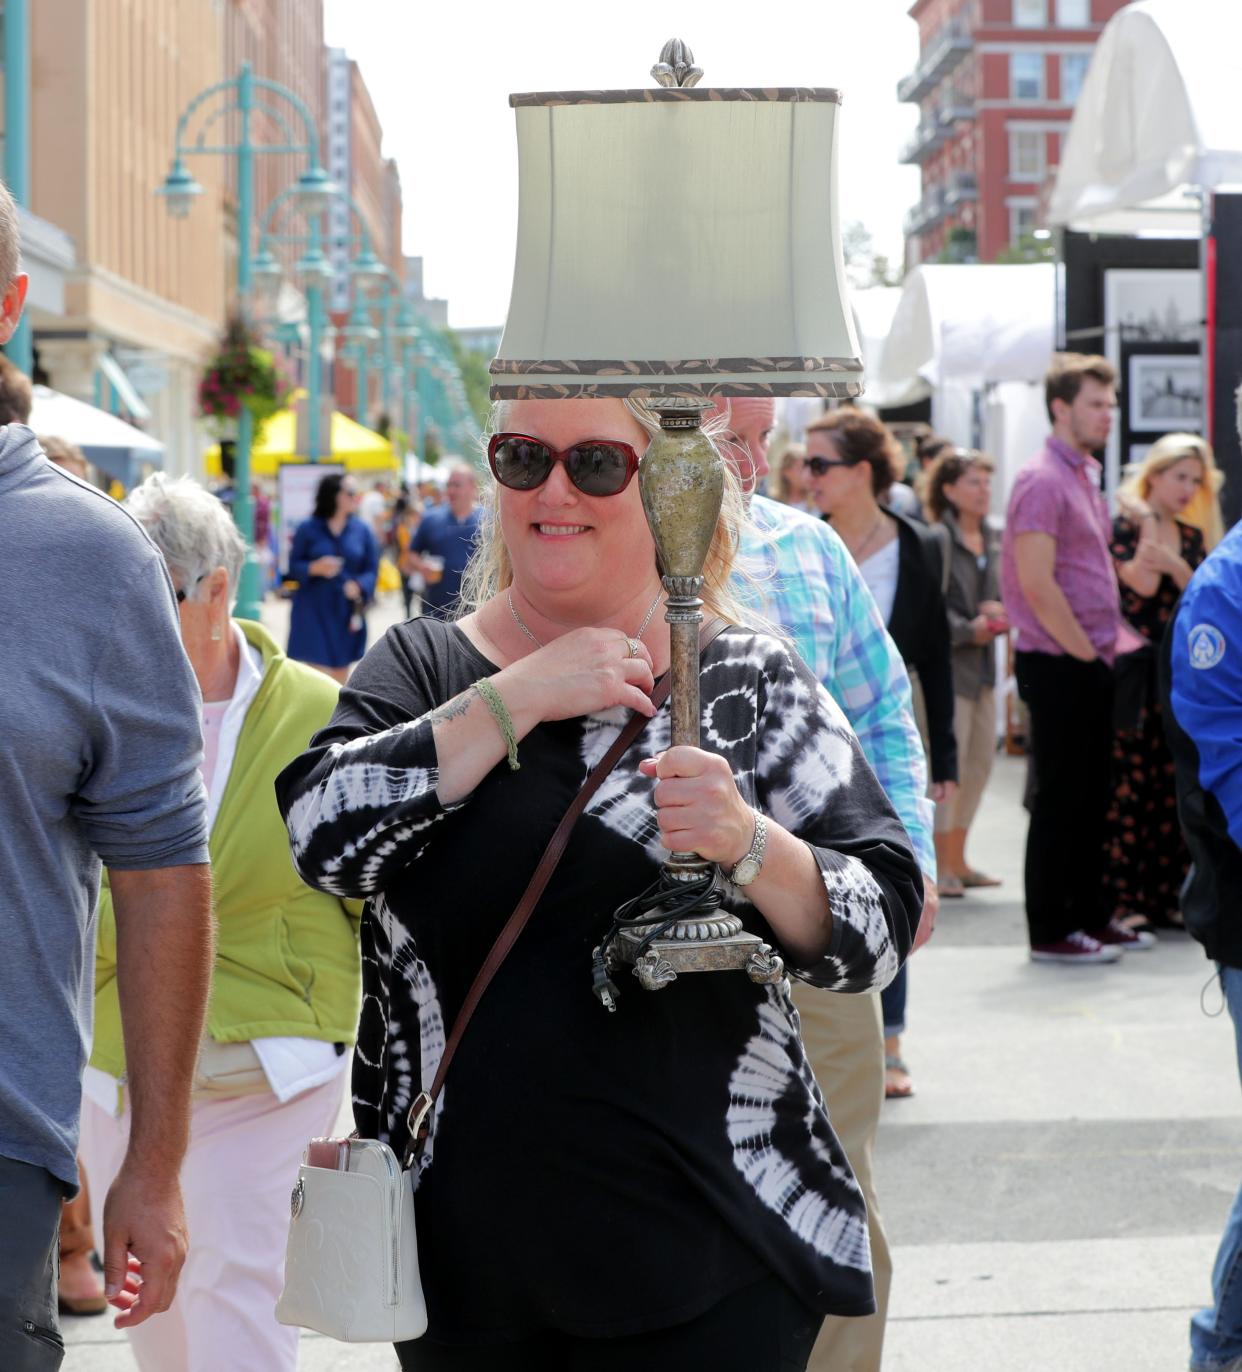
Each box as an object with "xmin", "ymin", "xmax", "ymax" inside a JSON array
[
  {"xmin": 202, "ymin": 389, "xmax": 397, "ymax": 478},
  {"xmin": 1049, "ymin": 0, "xmax": 1242, "ymax": 518},
  {"xmin": 872, "ymin": 262, "xmax": 1055, "ymax": 502},
  {"xmin": 29, "ymin": 384, "xmax": 165, "ymax": 489}
]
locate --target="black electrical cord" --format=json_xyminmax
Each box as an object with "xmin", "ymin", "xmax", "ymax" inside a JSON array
[{"xmin": 591, "ymin": 870, "xmax": 725, "ymax": 1011}]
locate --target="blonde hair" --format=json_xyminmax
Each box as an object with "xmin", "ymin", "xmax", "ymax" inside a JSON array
[
  {"xmin": 1118, "ymin": 433, "xmax": 1225, "ymax": 551},
  {"xmin": 459, "ymin": 397, "xmax": 768, "ymax": 631},
  {"xmin": 772, "ymin": 441, "xmax": 808, "ymax": 505}
]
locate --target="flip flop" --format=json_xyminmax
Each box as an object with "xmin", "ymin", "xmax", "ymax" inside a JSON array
[
  {"xmin": 960, "ymin": 869, "xmax": 1001, "ymax": 888},
  {"xmin": 885, "ymin": 1053, "xmax": 915, "ymax": 1099},
  {"xmin": 939, "ymin": 873, "xmax": 965, "ymax": 898}
]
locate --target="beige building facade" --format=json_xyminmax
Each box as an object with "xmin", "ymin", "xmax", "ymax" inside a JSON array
[{"xmin": 29, "ymin": 0, "xmax": 227, "ymax": 475}]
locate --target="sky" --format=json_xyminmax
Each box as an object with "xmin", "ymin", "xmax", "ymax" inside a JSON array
[{"xmin": 324, "ymin": 1, "xmax": 921, "ymax": 328}]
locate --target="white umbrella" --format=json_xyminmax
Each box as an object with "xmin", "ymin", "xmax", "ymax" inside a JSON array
[{"xmin": 29, "ymin": 384, "xmax": 164, "ymax": 487}]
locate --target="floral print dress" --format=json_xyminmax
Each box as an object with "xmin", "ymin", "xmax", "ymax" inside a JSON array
[{"xmin": 1103, "ymin": 516, "xmax": 1206, "ymax": 925}]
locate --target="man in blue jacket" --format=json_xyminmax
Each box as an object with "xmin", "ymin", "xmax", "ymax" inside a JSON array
[{"xmin": 1166, "ymin": 509, "xmax": 1242, "ymax": 1372}]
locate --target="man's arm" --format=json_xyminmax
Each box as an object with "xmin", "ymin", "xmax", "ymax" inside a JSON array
[
  {"xmin": 1013, "ymin": 531, "xmax": 1098, "ymax": 660},
  {"xmin": 101, "ymin": 863, "xmax": 213, "ymax": 1327}
]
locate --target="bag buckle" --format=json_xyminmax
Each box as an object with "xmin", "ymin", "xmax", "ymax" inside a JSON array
[{"xmin": 403, "ymin": 1091, "xmax": 434, "ymax": 1170}]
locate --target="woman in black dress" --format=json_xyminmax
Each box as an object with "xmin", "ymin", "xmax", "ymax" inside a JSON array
[
  {"xmin": 1104, "ymin": 434, "xmax": 1222, "ymax": 933},
  {"xmin": 276, "ymin": 397, "xmax": 922, "ymax": 1370}
]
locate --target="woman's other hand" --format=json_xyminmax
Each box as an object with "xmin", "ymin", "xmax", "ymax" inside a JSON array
[
  {"xmin": 638, "ymin": 746, "xmax": 753, "ymax": 865},
  {"xmin": 343, "ymin": 580, "xmax": 362, "ymax": 603},
  {"xmin": 500, "ymin": 628, "xmax": 656, "ymax": 722},
  {"xmin": 308, "ymin": 555, "xmax": 344, "ymax": 578},
  {"xmin": 969, "ymin": 613, "xmax": 994, "ymax": 645},
  {"xmin": 1138, "ymin": 540, "xmax": 1187, "ymax": 579},
  {"xmin": 931, "ymin": 779, "xmax": 957, "ymax": 804}
]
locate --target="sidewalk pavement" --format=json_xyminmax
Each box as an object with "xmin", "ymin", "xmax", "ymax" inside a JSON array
[
  {"xmin": 63, "ymin": 631, "xmax": 1240, "ymax": 1369},
  {"xmin": 879, "ymin": 752, "xmax": 1239, "ymax": 1372}
]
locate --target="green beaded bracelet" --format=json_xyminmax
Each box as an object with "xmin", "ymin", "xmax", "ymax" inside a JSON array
[{"xmin": 472, "ymin": 678, "xmax": 520, "ymax": 771}]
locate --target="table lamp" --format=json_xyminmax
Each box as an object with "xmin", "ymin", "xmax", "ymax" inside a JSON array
[{"xmin": 490, "ymin": 40, "xmax": 863, "ymax": 1001}]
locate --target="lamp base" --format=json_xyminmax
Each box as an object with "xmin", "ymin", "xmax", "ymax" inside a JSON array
[{"xmin": 593, "ymin": 870, "xmax": 786, "ymax": 1007}]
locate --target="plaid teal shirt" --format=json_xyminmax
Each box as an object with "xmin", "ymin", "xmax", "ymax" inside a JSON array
[{"xmin": 738, "ymin": 495, "xmax": 936, "ymax": 877}]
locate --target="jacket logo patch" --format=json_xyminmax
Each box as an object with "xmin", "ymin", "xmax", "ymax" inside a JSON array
[{"xmin": 1189, "ymin": 623, "xmax": 1226, "ymax": 670}]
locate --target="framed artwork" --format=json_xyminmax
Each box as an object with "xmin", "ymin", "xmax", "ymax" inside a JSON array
[
  {"xmin": 1128, "ymin": 353, "xmax": 1203, "ymax": 432},
  {"xmin": 1127, "ymin": 443, "xmax": 1151, "ymax": 469},
  {"xmin": 1104, "ymin": 269, "xmax": 1201, "ymax": 350},
  {"xmin": 1101, "ymin": 267, "xmax": 1202, "ymax": 501}
]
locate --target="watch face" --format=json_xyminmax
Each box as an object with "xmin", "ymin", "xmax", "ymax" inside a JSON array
[{"xmin": 733, "ymin": 856, "xmax": 761, "ymax": 886}]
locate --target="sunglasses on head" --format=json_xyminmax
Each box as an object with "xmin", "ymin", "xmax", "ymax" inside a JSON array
[
  {"xmin": 805, "ymin": 455, "xmax": 860, "ymax": 477},
  {"xmin": 175, "ymin": 572, "xmax": 208, "ymax": 604},
  {"xmin": 487, "ymin": 433, "xmax": 641, "ymax": 498}
]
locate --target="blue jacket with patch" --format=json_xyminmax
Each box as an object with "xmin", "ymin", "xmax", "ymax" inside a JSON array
[{"xmin": 1164, "ymin": 521, "xmax": 1242, "ymax": 969}]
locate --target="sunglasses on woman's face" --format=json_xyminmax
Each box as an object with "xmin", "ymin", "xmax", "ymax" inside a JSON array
[
  {"xmin": 805, "ymin": 455, "xmax": 859, "ymax": 477},
  {"xmin": 487, "ymin": 433, "xmax": 641, "ymax": 497}
]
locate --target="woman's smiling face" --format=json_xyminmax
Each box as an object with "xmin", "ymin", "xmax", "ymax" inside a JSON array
[{"xmin": 498, "ymin": 398, "xmax": 658, "ymax": 604}]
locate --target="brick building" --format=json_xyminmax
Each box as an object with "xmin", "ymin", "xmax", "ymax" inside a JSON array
[
  {"xmin": 325, "ymin": 48, "xmax": 403, "ymax": 312},
  {"xmin": 900, "ymin": 0, "xmax": 1130, "ymax": 267}
]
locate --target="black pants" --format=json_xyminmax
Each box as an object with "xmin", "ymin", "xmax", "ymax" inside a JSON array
[
  {"xmin": 396, "ymin": 1272, "xmax": 823, "ymax": 1372},
  {"xmin": 1015, "ymin": 650, "xmax": 1115, "ymax": 946},
  {"xmin": 0, "ymin": 1157, "xmax": 65, "ymax": 1370}
]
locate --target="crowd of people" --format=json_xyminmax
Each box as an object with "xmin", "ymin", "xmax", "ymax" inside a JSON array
[{"xmin": 4, "ymin": 145, "xmax": 1242, "ymax": 1372}]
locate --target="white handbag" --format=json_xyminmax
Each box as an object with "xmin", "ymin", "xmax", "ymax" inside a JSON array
[{"xmin": 276, "ymin": 1137, "xmax": 428, "ymax": 1343}]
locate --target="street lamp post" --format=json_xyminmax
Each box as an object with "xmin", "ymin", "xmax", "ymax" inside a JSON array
[
  {"xmin": 158, "ymin": 61, "xmax": 336, "ymax": 621},
  {"xmin": 3, "ymin": 0, "xmax": 32, "ymax": 375}
]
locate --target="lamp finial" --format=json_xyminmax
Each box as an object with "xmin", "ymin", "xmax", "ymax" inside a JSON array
[{"xmin": 651, "ymin": 39, "xmax": 702, "ymax": 89}]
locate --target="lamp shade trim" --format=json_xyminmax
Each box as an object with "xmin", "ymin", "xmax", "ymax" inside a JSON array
[
  {"xmin": 509, "ymin": 87, "xmax": 842, "ymax": 107},
  {"xmin": 488, "ymin": 378, "xmax": 865, "ymax": 401},
  {"xmin": 492, "ymin": 355, "xmax": 861, "ymax": 377}
]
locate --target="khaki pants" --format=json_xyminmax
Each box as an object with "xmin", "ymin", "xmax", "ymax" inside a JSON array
[
  {"xmin": 792, "ymin": 985, "xmax": 890, "ymax": 1372},
  {"xmin": 935, "ymin": 688, "xmax": 997, "ymax": 834}
]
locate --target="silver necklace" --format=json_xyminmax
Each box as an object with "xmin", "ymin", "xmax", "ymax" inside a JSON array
[
  {"xmin": 507, "ymin": 588, "xmax": 664, "ymax": 650},
  {"xmin": 851, "ymin": 513, "xmax": 888, "ymax": 563}
]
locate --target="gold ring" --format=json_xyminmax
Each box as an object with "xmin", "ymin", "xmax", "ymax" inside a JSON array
[{"xmin": 624, "ymin": 636, "xmax": 640, "ymax": 659}]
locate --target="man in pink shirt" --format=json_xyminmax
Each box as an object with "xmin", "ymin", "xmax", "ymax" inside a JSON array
[{"xmin": 1002, "ymin": 353, "xmax": 1141, "ymax": 964}]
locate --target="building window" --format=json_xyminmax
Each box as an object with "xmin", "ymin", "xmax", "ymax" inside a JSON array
[
  {"xmin": 1011, "ymin": 51, "xmax": 1045, "ymax": 100},
  {"xmin": 1008, "ymin": 199, "xmax": 1039, "ymax": 242},
  {"xmin": 1010, "ymin": 127, "xmax": 1045, "ymax": 181},
  {"xmin": 1014, "ymin": 0, "xmax": 1045, "ymax": 26},
  {"xmin": 1056, "ymin": 0, "xmax": 1090, "ymax": 24},
  {"xmin": 1061, "ymin": 51, "xmax": 1091, "ymax": 104}
]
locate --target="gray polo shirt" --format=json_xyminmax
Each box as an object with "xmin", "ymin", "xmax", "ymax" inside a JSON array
[{"xmin": 0, "ymin": 428, "xmax": 208, "ymax": 1189}]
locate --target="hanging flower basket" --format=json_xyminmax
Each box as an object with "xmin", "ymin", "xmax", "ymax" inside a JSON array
[{"xmin": 198, "ymin": 315, "xmax": 291, "ymax": 440}]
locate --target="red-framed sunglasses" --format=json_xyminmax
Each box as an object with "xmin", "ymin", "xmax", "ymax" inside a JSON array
[{"xmin": 486, "ymin": 433, "xmax": 641, "ymax": 497}]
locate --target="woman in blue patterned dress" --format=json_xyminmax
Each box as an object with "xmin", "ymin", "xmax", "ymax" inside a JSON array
[{"xmin": 287, "ymin": 472, "xmax": 379, "ymax": 682}]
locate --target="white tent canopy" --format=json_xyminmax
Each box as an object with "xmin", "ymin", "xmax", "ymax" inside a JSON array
[
  {"xmin": 1050, "ymin": 0, "xmax": 1242, "ymax": 234},
  {"xmin": 875, "ymin": 263, "xmax": 1055, "ymax": 404},
  {"xmin": 29, "ymin": 384, "xmax": 165, "ymax": 486}
]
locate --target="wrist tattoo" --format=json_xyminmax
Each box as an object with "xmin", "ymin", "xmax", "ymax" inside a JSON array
[{"xmin": 430, "ymin": 692, "xmax": 475, "ymax": 727}]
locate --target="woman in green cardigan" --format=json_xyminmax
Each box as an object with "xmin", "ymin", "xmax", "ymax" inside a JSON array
[{"xmin": 78, "ymin": 475, "xmax": 361, "ymax": 1372}]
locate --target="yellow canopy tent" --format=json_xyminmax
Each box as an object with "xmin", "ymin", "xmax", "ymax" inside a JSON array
[{"xmin": 203, "ymin": 391, "xmax": 397, "ymax": 477}]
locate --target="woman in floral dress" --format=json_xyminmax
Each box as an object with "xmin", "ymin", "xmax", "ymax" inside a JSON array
[{"xmin": 1104, "ymin": 435, "xmax": 1222, "ymax": 933}]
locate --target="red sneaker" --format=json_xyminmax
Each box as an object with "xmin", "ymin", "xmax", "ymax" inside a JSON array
[
  {"xmin": 1029, "ymin": 930, "xmax": 1123, "ymax": 964},
  {"xmin": 1088, "ymin": 918, "xmax": 1157, "ymax": 952}
]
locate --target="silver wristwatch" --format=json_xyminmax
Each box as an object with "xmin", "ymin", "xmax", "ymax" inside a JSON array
[{"xmin": 727, "ymin": 810, "xmax": 768, "ymax": 887}]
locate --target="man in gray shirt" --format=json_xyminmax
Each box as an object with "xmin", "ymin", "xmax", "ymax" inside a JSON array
[{"xmin": 0, "ymin": 182, "xmax": 213, "ymax": 1367}]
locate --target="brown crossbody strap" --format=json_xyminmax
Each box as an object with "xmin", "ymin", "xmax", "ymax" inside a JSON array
[{"xmin": 404, "ymin": 617, "xmax": 728, "ymax": 1161}]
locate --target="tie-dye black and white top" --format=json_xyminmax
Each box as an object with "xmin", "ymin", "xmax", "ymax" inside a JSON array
[{"xmin": 276, "ymin": 617, "xmax": 921, "ymax": 1344}]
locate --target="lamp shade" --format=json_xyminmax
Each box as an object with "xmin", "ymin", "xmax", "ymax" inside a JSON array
[{"xmin": 490, "ymin": 88, "xmax": 862, "ymax": 400}]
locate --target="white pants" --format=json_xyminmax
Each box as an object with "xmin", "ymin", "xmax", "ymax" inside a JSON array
[{"xmin": 79, "ymin": 1075, "xmax": 344, "ymax": 1372}]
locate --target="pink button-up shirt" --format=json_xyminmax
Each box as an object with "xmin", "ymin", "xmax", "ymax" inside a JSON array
[{"xmin": 1001, "ymin": 436, "xmax": 1121, "ymax": 664}]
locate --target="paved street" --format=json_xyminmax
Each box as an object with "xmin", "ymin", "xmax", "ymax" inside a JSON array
[{"xmin": 63, "ymin": 621, "xmax": 1241, "ymax": 1369}]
